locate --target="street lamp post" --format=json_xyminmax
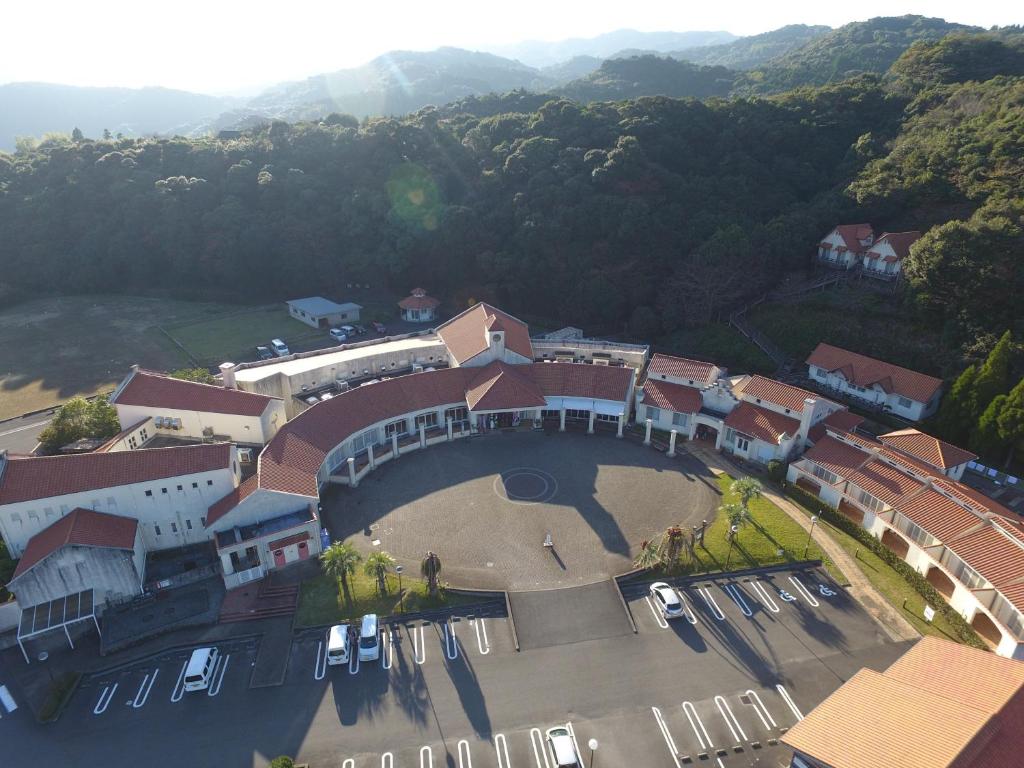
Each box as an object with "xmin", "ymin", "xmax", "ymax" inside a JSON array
[
  {"xmin": 803, "ymin": 516, "xmax": 818, "ymax": 558},
  {"xmin": 395, "ymin": 565, "xmax": 404, "ymax": 614},
  {"xmin": 588, "ymin": 738, "xmax": 599, "ymax": 768},
  {"xmin": 725, "ymin": 525, "xmax": 739, "ymax": 569}
]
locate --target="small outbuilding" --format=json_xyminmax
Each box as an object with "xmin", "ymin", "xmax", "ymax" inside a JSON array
[
  {"xmin": 398, "ymin": 288, "xmax": 440, "ymax": 323},
  {"xmin": 287, "ymin": 297, "xmax": 362, "ymax": 329}
]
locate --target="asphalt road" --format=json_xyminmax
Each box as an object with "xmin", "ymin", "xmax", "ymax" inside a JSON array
[
  {"xmin": 1, "ymin": 567, "xmax": 911, "ymax": 768},
  {"xmin": 0, "ymin": 411, "xmax": 52, "ymax": 454}
]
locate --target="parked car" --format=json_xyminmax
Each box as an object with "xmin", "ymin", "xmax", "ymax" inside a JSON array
[
  {"xmin": 270, "ymin": 338, "xmax": 290, "ymax": 356},
  {"xmin": 326, "ymin": 624, "xmax": 350, "ymax": 666},
  {"xmin": 546, "ymin": 726, "xmax": 581, "ymax": 768},
  {"xmin": 358, "ymin": 614, "xmax": 380, "ymax": 661},
  {"xmin": 372, "ymin": 321, "xmax": 387, "ymax": 334},
  {"xmin": 183, "ymin": 647, "xmax": 219, "ymax": 692},
  {"xmin": 255, "ymin": 345, "xmax": 273, "ymax": 360},
  {"xmin": 339, "ymin": 324, "xmax": 357, "ymax": 337},
  {"xmin": 329, "ymin": 327, "xmax": 348, "ymax": 342},
  {"xmin": 649, "ymin": 581, "xmax": 684, "ymax": 619},
  {"xmin": 353, "ymin": 324, "xmax": 368, "ymax": 335}
]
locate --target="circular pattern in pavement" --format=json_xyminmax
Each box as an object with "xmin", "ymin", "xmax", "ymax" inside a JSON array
[{"xmin": 493, "ymin": 467, "xmax": 559, "ymax": 505}]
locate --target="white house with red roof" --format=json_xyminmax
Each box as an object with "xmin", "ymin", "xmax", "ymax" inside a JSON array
[
  {"xmin": 110, "ymin": 366, "xmax": 286, "ymax": 446},
  {"xmin": 806, "ymin": 342, "xmax": 943, "ymax": 421},
  {"xmin": 861, "ymin": 230, "xmax": 921, "ymax": 281},
  {"xmin": 817, "ymin": 224, "xmax": 874, "ymax": 269},
  {"xmin": 398, "ymin": 288, "xmax": 441, "ymax": 323}
]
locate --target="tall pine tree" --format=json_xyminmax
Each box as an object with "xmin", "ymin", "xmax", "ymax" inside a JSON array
[
  {"xmin": 935, "ymin": 364, "xmax": 978, "ymax": 446},
  {"xmin": 973, "ymin": 331, "xmax": 1013, "ymax": 415}
]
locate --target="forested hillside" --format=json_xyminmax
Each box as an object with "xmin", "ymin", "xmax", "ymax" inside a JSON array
[
  {"xmin": 558, "ymin": 56, "xmax": 736, "ymax": 101},
  {"xmin": 675, "ymin": 25, "xmax": 831, "ymax": 70}
]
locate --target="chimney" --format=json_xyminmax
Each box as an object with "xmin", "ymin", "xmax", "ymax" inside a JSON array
[
  {"xmin": 130, "ymin": 364, "xmax": 140, "ymax": 374},
  {"xmin": 219, "ymin": 362, "xmax": 237, "ymax": 389},
  {"xmin": 798, "ymin": 398, "xmax": 817, "ymax": 448},
  {"xmin": 0, "ymin": 449, "xmax": 8, "ymax": 484}
]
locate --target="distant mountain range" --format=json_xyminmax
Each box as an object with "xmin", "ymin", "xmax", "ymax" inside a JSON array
[{"xmin": 0, "ymin": 18, "xmax": 990, "ymax": 150}]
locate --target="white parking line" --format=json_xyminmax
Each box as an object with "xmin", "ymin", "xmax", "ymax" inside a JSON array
[
  {"xmin": 494, "ymin": 733, "xmax": 510, "ymax": 768},
  {"xmin": 132, "ymin": 669, "xmax": 159, "ymax": 709},
  {"xmin": 0, "ymin": 420, "xmax": 50, "ymax": 437},
  {"xmin": 349, "ymin": 647, "xmax": 360, "ymax": 675},
  {"xmin": 714, "ymin": 695, "xmax": 748, "ymax": 743},
  {"xmin": 419, "ymin": 746, "xmax": 433, "ymax": 768},
  {"xmin": 697, "ymin": 587, "xmax": 726, "ymax": 620},
  {"xmin": 382, "ymin": 628, "xmax": 393, "ymax": 670},
  {"xmin": 750, "ymin": 581, "xmax": 780, "ymax": 613},
  {"xmin": 745, "ymin": 689, "xmax": 778, "ymax": 729},
  {"xmin": 93, "ymin": 683, "xmax": 118, "ymax": 715},
  {"xmin": 457, "ymin": 739, "xmax": 473, "ymax": 768},
  {"xmin": 776, "ymin": 684, "xmax": 805, "ymax": 722},
  {"xmin": 789, "ymin": 575, "xmax": 820, "ymax": 607},
  {"xmin": 381, "ymin": 752, "xmax": 394, "ymax": 768},
  {"xmin": 673, "ymin": 588, "xmax": 698, "ymax": 624},
  {"xmin": 207, "ymin": 654, "xmax": 229, "ymax": 697},
  {"xmin": 650, "ymin": 706, "xmax": 682, "ymax": 768},
  {"xmin": 645, "ymin": 596, "xmax": 670, "ymax": 629},
  {"xmin": 342, "ymin": 761, "xmax": 355, "ymax": 768},
  {"xmin": 0, "ymin": 685, "xmax": 17, "ymax": 714},
  {"xmin": 412, "ymin": 624, "xmax": 426, "ymax": 664},
  {"xmin": 566, "ymin": 722, "xmax": 583, "ymax": 765},
  {"xmin": 530, "ymin": 727, "xmax": 552, "ymax": 768},
  {"xmin": 473, "ymin": 616, "xmax": 491, "ymax": 654},
  {"xmin": 445, "ymin": 619, "xmax": 459, "ymax": 660},
  {"xmin": 722, "ymin": 584, "xmax": 753, "ymax": 617},
  {"xmin": 313, "ymin": 641, "xmax": 327, "ymax": 681},
  {"xmin": 682, "ymin": 700, "xmax": 714, "ymax": 751},
  {"xmin": 170, "ymin": 661, "xmax": 188, "ymax": 702}
]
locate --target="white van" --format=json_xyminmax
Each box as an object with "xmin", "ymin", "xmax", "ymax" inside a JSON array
[
  {"xmin": 270, "ymin": 338, "xmax": 290, "ymax": 357},
  {"xmin": 183, "ymin": 647, "xmax": 219, "ymax": 692},
  {"xmin": 357, "ymin": 614, "xmax": 380, "ymax": 661},
  {"xmin": 327, "ymin": 624, "xmax": 351, "ymax": 666}
]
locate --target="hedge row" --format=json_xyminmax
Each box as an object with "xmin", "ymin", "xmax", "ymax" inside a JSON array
[{"xmin": 783, "ymin": 483, "xmax": 988, "ymax": 650}]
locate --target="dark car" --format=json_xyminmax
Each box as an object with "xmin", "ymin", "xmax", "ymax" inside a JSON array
[
  {"xmin": 353, "ymin": 324, "xmax": 368, "ymax": 335},
  {"xmin": 372, "ymin": 321, "xmax": 387, "ymax": 334},
  {"xmin": 255, "ymin": 345, "xmax": 273, "ymax": 360}
]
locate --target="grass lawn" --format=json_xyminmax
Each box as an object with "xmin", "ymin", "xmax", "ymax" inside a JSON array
[
  {"xmin": 785, "ymin": 493, "xmax": 966, "ymax": 643},
  {"xmin": 295, "ymin": 568, "xmax": 481, "ymax": 627},
  {"xmin": 656, "ymin": 324, "xmax": 775, "ymax": 375},
  {"xmin": 662, "ymin": 475, "xmax": 844, "ymax": 581}
]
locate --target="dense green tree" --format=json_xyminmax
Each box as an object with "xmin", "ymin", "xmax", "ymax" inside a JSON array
[
  {"xmin": 933, "ymin": 364, "xmax": 978, "ymax": 446},
  {"xmin": 170, "ymin": 367, "xmax": 216, "ymax": 384},
  {"xmin": 973, "ymin": 331, "xmax": 1015, "ymax": 414},
  {"xmin": 996, "ymin": 378, "xmax": 1024, "ymax": 466},
  {"xmin": 320, "ymin": 541, "xmax": 362, "ymax": 604},
  {"xmin": 38, "ymin": 397, "xmax": 121, "ymax": 452}
]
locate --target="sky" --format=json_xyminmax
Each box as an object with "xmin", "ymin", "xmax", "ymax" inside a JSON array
[{"xmin": 1, "ymin": 0, "xmax": 1019, "ymax": 94}]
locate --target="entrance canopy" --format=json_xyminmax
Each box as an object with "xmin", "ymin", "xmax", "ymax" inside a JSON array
[
  {"xmin": 16, "ymin": 588, "xmax": 100, "ymax": 663},
  {"xmin": 546, "ymin": 397, "xmax": 624, "ymax": 416}
]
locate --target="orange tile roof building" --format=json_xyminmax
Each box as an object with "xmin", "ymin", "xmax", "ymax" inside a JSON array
[
  {"xmin": 783, "ymin": 636, "xmax": 1024, "ymax": 768},
  {"xmin": 398, "ymin": 287, "xmax": 441, "ymax": 323}
]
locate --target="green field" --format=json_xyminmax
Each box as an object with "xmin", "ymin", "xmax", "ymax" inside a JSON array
[{"xmin": 164, "ymin": 306, "xmax": 323, "ymax": 366}]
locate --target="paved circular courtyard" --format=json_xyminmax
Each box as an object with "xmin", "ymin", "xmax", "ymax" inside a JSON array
[{"xmin": 323, "ymin": 431, "xmax": 721, "ymax": 591}]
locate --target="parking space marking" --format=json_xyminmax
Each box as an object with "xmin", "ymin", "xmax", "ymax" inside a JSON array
[
  {"xmin": 682, "ymin": 700, "xmax": 714, "ymax": 751},
  {"xmin": 170, "ymin": 661, "xmax": 188, "ymax": 702},
  {"xmin": 750, "ymin": 581, "xmax": 780, "ymax": 613},
  {"xmin": 673, "ymin": 588, "xmax": 698, "ymax": 624},
  {"xmin": 696, "ymin": 587, "xmax": 726, "ymax": 621},
  {"xmin": 381, "ymin": 752, "xmax": 394, "ymax": 768},
  {"xmin": 494, "ymin": 733, "xmax": 510, "ymax": 768},
  {"xmin": 457, "ymin": 739, "xmax": 472, "ymax": 768},
  {"xmin": 645, "ymin": 596, "xmax": 670, "ymax": 629},
  {"xmin": 412, "ymin": 624, "xmax": 426, "ymax": 665},
  {"xmin": 313, "ymin": 641, "xmax": 327, "ymax": 681},
  {"xmin": 722, "ymin": 584, "xmax": 753, "ymax": 617},
  {"xmin": 420, "ymin": 746, "xmax": 433, "ymax": 768},
  {"xmin": 349, "ymin": 648, "xmax": 360, "ymax": 675},
  {"xmin": 473, "ymin": 616, "xmax": 491, "ymax": 655},
  {"xmin": 131, "ymin": 669, "xmax": 159, "ymax": 709},
  {"xmin": 651, "ymin": 707, "xmax": 682, "ymax": 768},
  {"xmin": 745, "ymin": 689, "xmax": 778, "ymax": 729},
  {"xmin": 342, "ymin": 761, "xmax": 355, "ymax": 768},
  {"xmin": 0, "ymin": 685, "xmax": 16, "ymax": 714},
  {"xmin": 789, "ymin": 575, "xmax": 820, "ymax": 607},
  {"xmin": 714, "ymin": 695, "xmax": 748, "ymax": 743},
  {"xmin": 818, "ymin": 582, "xmax": 838, "ymax": 598},
  {"xmin": 530, "ymin": 727, "xmax": 552, "ymax": 768},
  {"xmin": 776, "ymin": 684, "xmax": 804, "ymax": 722},
  {"xmin": 93, "ymin": 683, "xmax": 118, "ymax": 715},
  {"xmin": 445, "ymin": 619, "xmax": 459, "ymax": 660},
  {"xmin": 207, "ymin": 654, "xmax": 229, "ymax": 697},
  {"xmin": 382, "ymin": 628, "xmax": 393, "ymax": 670},
  {"xmin": 566, "ymin": 722, "xmax": 583, "ymax": 765}
]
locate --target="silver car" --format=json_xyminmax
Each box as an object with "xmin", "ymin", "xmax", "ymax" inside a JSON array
[
  {"xmin": 650, "ymin": 581, "xmax": 684, "ymax": 619},
  {"xmin": 546, "ymin": 726, "xmax": 581, "ymax": 768}
]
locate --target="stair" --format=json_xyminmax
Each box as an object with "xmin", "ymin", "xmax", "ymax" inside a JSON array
[{"xmin": 218, "ymin": 579, "xmax": 299, "ymax": 624}]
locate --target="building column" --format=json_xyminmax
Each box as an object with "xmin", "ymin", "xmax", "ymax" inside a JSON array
[
  {"xmin": 643, "ymin": 418, "xmax": 653, "ymax": 446},
  {"xmin": 391, "ymin": 432, "xmax": 399, "ymax": 457},
  {"xmin": 419, "ymin": 422, "xmax": 426, "ymax": 448},
  {"xmin": 687, "ymin": 420, "xmax": 697, "ymax": 441},
  {"xmin": 347, "ymin": 456, "xmax": 357, "ymax": 487},
  {"xmin": 559, "ymin": 408, "xmax": 567, "ymax": 432},
  {"xmin": 668, "ymin": 429, "xmax": 678, "ymax": 458},
  {"xmin": 616, "ymin": 413, "xmax": 625, "ymax": 438},
  {"xmin": 714, "ymin": 429, "xmax": 724, "ymax": 452},
  {"xmin": 367, "ymin": 444, "xmax": 375, "ymax": 470},
  {"xmin": 220, "ymin": 552, "xmax": 233, "ymax": 574},
  {"xmin": 447, "ymin": 417, "xmax": 453, "ymax": 441},
  {"xmin": 587, "ymin": 411, "xmax": 596, "ymax": 435}
]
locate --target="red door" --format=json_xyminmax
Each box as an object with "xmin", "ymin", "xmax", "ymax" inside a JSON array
[
  {"xmin": 273, "ymin": 549, "xmax": 286, "ymax": 568},
  {"xmin": 298, "ymin": 541, "xmax": 310, "ymax": 560}
]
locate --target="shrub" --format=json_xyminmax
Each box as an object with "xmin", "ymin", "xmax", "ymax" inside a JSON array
[
  {"xmin": 269, "ymin": 758, "xmax": 295, "ymax": 768},
  {"xmin": 766, "ymin": 459, "xmax": 786, "ymax": 483},
  {"xmin": 783, "ymin": 485, "xmax": 988, "ymax": 650}
]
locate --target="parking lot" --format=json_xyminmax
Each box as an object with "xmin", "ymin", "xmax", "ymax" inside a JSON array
[{"xmin": 2, "ymin": 565, "xmax": 911, "ymax": 768}]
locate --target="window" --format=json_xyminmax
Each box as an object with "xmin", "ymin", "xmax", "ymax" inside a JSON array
[
  {"xmin": 894, "ymin": 515, "xmax": 932, "ymax": 547},
  {"xmin": 192, "ymin": 482, "xmax": 198, "ymax": 489},
  {"xmin": 810, "ymin": 464, "xmax": 839, "ymax": 486},
  {"xmin": 201, "ymin": 516, "xmax": 207, "ymax": 526},
  {"xmin": 444, "ymin": 406, "xmax": 468, "ymax": 424},
  {"xmin": 736, "ymin": 436, "xmax": 750, "ymax": 452},
  {"xmin": 185, "ymin": 519, "xmax": 193, "ymax": 530},
  {"xmin": 154, "ymin": 525, "xmax": 162, "ymax": 536},
  {"xmin": 170, "ymin": 522, "xmax": 178, "ymax": 534},
  {"xmin": 645, "ymin": 406, "xmax": 661, "ymax": 422},
  {"xmin": 384, "ymin": 419, "xmax": 407, "ymax": 438},
  {"xmin": 897, "ymin": 396, "xmax": 913, "ymax": 409},
  {"xmin": 855, "ymin": 488, "xmax": 884, "ymax": 512},
  {"xmin": 415, "ymin": 412, "xmax": 438, "ymax": 429},
  {"xmin": 145, "ymin": 490, "xmax": 153, "ymax": 497},
  {"xmin": 672, "ymin": 412, "xmax": 688, "ymax": 428},
  {"xmin": 177, "ymin": 485, "xmax": 183, "ymax": 492},
  {"xmin": 207, "ymin": 480, "xmax": 213, "ymax": 486},
  {"xmin": 161, "ymin": 488, "xmax": 168, "ymax": 494}
]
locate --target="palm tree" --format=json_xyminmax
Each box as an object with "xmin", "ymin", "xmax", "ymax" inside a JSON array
[
  {"xmin": 421, "ymin": 551, "xmax": 442, "ymax": 598},
  {"xmin": 320, "ymin": 541, "xmax": 362, "ymax": 604},
  {"xmin": 364, "ymin": 551, "xmax": 396, "ymax": 595},
  {"xmin": 633, "ymin": 526, "xmax": 689, "ymax": 571},
  {"xmin": 720, "ymin": 502, "xmax": 749, "ymax": 534},
  {"xmin": 731, "ymin": 477, "xmax": 763, "ymax": 515}
]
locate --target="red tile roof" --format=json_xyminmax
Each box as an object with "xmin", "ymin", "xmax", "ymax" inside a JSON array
[
  {"xmin": 879, "ymin": 428, "xmax": 976, "ymax": 471},
  {"xmin": 845, "ymin": 459, "xmax": 925, "ymax": 507},
  {"xmin": 832, "ymin": 223, "xmax": 874, "ymax": 252},
  {"xmin": 11, "ymin": 508, "xmax": 138, "ymax": 580},
  {"xmin": 206, "ymin": 474, "xmax": 258, "ymax": 528},
  {"xmin": 466, "ymin": 362, "xmax": 546, "ymax": 412},
  {"xmin": 398, "ymin": 290, "xmax": 440, "ymax": 311},
  {"xmin": 436, "ymin": 303, "xmax": 533, "ymax": 365},
  {"xmin": 803, "ymin": 435, "xmax": 871, "ymax": 478},
  {"xmin": 641, "ymin": 379, "xmax": 702, "ymax": 414},
  {"xmin": 268, "ymin": 531, "xmax": 310, "ymax": 550},
  {"xmin": 113, "ymin": 370, "xmax": 280, "ymax": 416},
  {"xmin": 892, "ymin": 487, "xmax": 985, "ymax": 543},
  {"xmin": 735, "ymin": 375, "xmax": 821, "ymax": 413},
  {"xmin": 530, "ymin": 361, "xmax": 633, "ymax": 402},
  {"xmin": 868, "ymin": 230, "xmax": 921, "ymax": 261},
  {"xmin": 808, "ymin": 409, "xmax": 865, "ymax": 443},
  {"xmin": 0, "ymin": 443, "xmax": 233, "ymax": 505},
  {"xmin": 807, "ymin": 343, "xmax": 942, "ymax": 404},
  {"xmin": 946, "ymin": 523, "xmax": 1024, "ymax": 607},
  {"xmin": 724, "ymin": 402, "xmax": 800, "ymax": 445},
  {"xmin": 646, "ymin": 354, "xmax": 719, "ymax": 386}
]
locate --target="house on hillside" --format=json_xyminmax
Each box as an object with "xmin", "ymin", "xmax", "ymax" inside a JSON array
[
  {"xmin": 286, "ymin": 297, "xmax": 362, "ymax": 329},
  {"xmin": 806, "ymin": 342, "xmax": 943, "ymax": 421},
  {"xmin": 861, "ymin": 231, "xmax": 921, "ymax": 281},
  {"xmin": 817, "ymin": 224, "xmax": 874, "ymax": 270}
]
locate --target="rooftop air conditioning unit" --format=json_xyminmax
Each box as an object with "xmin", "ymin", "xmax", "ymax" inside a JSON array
[
  {"xmin": 593, "ymin": 358, "xmax": 609, "ymax": 366},
  {"xmin": 238, "ymin": 448, "xmax": 253, "ymax": 464},
  {"xmin": 335, "ymin": 380, "xmax": 350, "ymax": 393},
  {"xmin": 154, "ymin": 417, "xmax": 165, "ymax": 428},
  {"xmin": 412, "ymin": 363, "xmax": 424, "ymax": 373},
  {"xmin": 202, "ymin": 427, "xmax": 214, "ymax": 438}
]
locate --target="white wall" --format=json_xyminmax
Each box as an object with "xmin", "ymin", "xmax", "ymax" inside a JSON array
[
  {"xmin": 808, "ymin": 366, "xmax": 933, "ymax": 422},
  {"xmin": 102, "ymin": 417, "xmax": 154, "ymax": 452},
  {"xmin": 206, "ymin": 488, "xmax": 315, "ymax": 534},
  {"xmin": 818, "ymin": 230, "xmax": 860, "ymax": 268},
  {"xmin": 115, "ymin": 402, "xmax": 283, "ymax": 446}
]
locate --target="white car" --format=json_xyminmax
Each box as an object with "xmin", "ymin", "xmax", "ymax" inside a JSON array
[
  {"xmin": 650, "ymin": 581, "xmax": 685, "ymax": 619},
  {"xmin": 329, "ymin": 327, "xmax": 348, "ymax": 342},
  {"xmin": 546, "ymin": 726, "xmax": 581, "ymax": 768}
]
